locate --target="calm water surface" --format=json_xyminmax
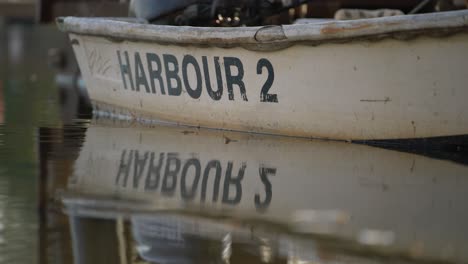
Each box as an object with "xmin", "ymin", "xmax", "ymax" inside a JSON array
[
  {"xmin": 0, "ymin": 22, "xmax": 62, "ymax": 263},
  {"xmin": 0, "ymin": 23, "xmax": 468, "ymax": 264}
]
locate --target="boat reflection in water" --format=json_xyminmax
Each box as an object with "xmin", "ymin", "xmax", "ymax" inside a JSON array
[{"xmin": 62, "ymin": 118, "xmax": 468, "ymax": 263}]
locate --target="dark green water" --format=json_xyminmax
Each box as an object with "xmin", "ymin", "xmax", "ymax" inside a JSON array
[
  {"xmin": 1, "ymin": 22, "xmax": 468, "ymax": 264},
  {"xmin": 0, "ymin": 23, "xmax": 62, "ymax": 263}
]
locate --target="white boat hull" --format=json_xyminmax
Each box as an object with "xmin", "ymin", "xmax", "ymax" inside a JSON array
[{"xmin": 59, "ymin": 11, "xmax": 468, "ymax": 140}]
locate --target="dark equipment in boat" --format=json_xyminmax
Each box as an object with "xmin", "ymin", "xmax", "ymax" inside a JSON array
[
  {"xmin": 34, "ymin": 0, "xmax": 465, "ymax": 24},
  {"xmin": 128, "ymin": 0, "xmax": 467, "ymax": 26},
  {"xmin": 129, "ymin": 0, "xmax": 309, "ymax": 26}
]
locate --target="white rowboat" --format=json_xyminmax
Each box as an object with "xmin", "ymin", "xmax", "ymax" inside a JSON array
[{"xmin": 58, "ymin": 10, "xmax": 468, "ymax": 140}]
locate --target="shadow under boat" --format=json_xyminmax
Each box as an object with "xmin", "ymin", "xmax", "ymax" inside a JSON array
[
  {"xmin": 354, "ymin": 135, "xmax": 468, "ymax": 166},
  {"xmin": 58, "ymin": 118, "xmax": 468, "ymax": 263}
]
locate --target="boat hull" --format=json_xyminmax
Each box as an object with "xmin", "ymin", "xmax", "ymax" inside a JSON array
[{"xmin": 63, "ymin": 12, "xmax": 468, "ymax": 140}]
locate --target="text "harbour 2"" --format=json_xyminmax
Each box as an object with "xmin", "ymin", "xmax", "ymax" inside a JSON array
[{"xmin": 117, "ymin": 50, "xmax": 278, "ymax": 103}]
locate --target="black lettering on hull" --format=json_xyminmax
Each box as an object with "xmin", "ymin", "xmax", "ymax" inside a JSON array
[
  {"xmin": 117, "ymin": 50, "xmax": 135, "ymax": 91},
  {"xmin": 163, "ymin": 54, "xmax": 182, "ymax": 96},
  {"xmin": 116, "ymin": 50, "xmax": 278, "ymax": 103},
  {"xmin": 182, "ymin": 55, "xmax": 202, "ymax": 99},
  {"xmin": 146, "ymin": 53, "xmax": 165, "ymax": 94},
  {"xmin": 224, "ymin": 57, "xmax": 248, "ymax": 101}
]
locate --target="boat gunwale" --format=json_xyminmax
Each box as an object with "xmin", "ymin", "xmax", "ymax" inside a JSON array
[{"xmin": 57, "ymin": 10, "xmax": 468, "ymax": 50}]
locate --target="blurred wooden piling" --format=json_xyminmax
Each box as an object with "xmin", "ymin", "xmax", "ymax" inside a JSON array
[{"xmin": 0, "ymin": 0, "xmax": 36, "ymax": 20}]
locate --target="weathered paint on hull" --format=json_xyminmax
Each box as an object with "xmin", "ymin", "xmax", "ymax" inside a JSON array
[
  {"xmin": 62, "ymin": 12, "xmax": 468, "ymax": 140},
  {"xmin": 68, "ymin": 122, "xmax": 468, "ymax": 261}
]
